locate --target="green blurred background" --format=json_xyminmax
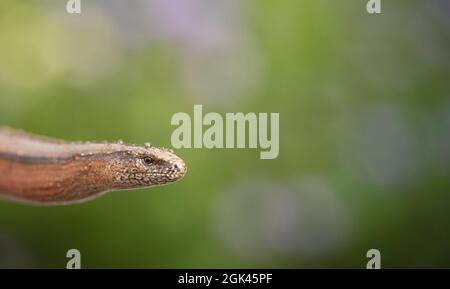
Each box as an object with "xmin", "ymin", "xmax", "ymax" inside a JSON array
[{"xmin": 0, "ymin": 0, "xmax": 449, "ymax": 268}]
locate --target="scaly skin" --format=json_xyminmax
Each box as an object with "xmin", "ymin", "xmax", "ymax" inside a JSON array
[{"xmin": 0, "ymin": 127, "xmax": 187, "ymax": 205}]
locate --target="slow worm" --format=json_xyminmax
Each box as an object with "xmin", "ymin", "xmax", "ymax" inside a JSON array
[{"xmin": 0, "ymin": 127, "xmax": 187, "ymax": 205}]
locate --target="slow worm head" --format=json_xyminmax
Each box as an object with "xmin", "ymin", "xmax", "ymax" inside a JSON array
[{"xmin": 0, "ymin": 127, "xmax": 187, "ymax": 205}]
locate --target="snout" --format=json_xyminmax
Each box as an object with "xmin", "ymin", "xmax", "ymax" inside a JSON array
[
  {"xmin": 172, "ymin": 158, "xmax": 187, "ymax": 179},
  {"xmin": 162, "ymin": 153, "xmax": 187, "ymax": 182}
]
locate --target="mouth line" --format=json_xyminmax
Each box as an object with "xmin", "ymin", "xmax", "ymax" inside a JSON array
[{"xmin": 150, "ymin": 172, "xmax": 184, "ymax": 177}]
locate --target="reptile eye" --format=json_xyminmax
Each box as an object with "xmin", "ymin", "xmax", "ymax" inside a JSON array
[{"xmin": 143, "ymin": 157, "xmax": 153, "ymax": 165}]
